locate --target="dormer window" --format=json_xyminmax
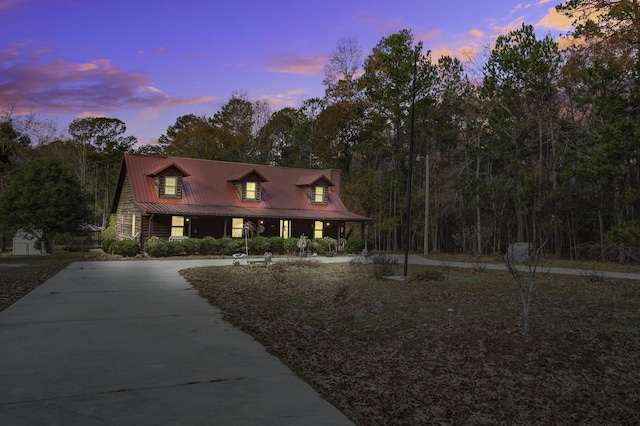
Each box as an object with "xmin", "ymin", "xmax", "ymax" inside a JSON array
[
  {"xmin": 160, "ymin": 176, "xmax": 181, "ymax": 198},
  {"xmin": 313, "ymin": 186, "xmax": 325, "ymax": 204},
  {"xmin": 227, "ymin": 168, "xmax": 268, "ymax": 203},
  {"xmin": 164, "ymin": 176, "xmax": 178, "ymax": 196},
  {"xmin": 147, "ymin": 162, "xmax": 190, "ymax": 199},
  {"xmin": 245, "ymin": 181, "xmax": 257, "ymax": 200}
]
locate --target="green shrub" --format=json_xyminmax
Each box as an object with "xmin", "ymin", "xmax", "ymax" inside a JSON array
[
  {"xmin": 283, "ymin": 237, "xmax": 300, "ymax": 254},
  {"xmin": 269, "ymin": 237, "xmax": 285, "ymax": 254},
  {"xmin": 414, "ymin": 267, "xmax": 443, "ymax": 282},
  {"xmin": 220, "ymin": 238, "xmax": 243, "ymax": 255},
  {"xmin": 144, "ymin": 237, "xmax": 169, "ymax": 257},
  {"xmin": 113, "ymin": 239, "xmax": 139, "ymax": 257},
  {"xmin": 345, "ymin": 237, "xmax": 365, "ymax": 254},
  {"xmin": 101, "ymin": 237, "xmax": 116, "ymax": 254},
  {"xmin": 372, "ymin": 254, "xmax": 398, "ymax": 279},
  {"xmin": 252, "ymin": 236, "xmax": 271, "ymax": 254},
  {"xmin": 166, "ymin": 240, "xmax": 186, "ymax": 256},
  {"xmin": 307, "ymin": 239, "xmax": 322, "ymax": 254},
  {"xmin": 199, "ymin": 237, "xmax": 222, "ymax": 255},
  {"xmin": 182, "ymin": 238, "xmax": 201, "ymax": 255}
]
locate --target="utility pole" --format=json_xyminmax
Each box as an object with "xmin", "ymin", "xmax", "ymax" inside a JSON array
[{"xmin": 417, "ymin": 154, "xmax": 429, "ymax": 255}]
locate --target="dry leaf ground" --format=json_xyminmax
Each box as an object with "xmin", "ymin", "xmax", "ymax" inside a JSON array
[{"xmin": 182, "ymin": 260, "xmax": 640, "ymax": 425}]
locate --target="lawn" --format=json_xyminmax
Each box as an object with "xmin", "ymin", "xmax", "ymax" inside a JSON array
[
  {"xmin": 0, "ymin": 251, "xmax": 93, "ymax": 311},
  {"xmin": 182, "ymin": 259, "xmax": 640, "ymax": 425}
]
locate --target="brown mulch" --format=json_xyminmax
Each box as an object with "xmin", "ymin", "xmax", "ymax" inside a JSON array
[{"xmin": 182, "ymin": 262, "xmax": 640, "ymax": 425}]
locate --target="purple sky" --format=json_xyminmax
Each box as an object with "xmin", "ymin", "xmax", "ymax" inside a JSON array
[{"xmin": 1, "ymin": 0, "xmax": 571, "ymax": 145}]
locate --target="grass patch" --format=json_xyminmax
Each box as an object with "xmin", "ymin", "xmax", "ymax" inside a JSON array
[
  {"xmin": 183, "ymin": 261, "xmax": 640, "ymax": 425},
  {"xmin": 0, "ymin": 251, "xmax": 99, "ymax": 311}
]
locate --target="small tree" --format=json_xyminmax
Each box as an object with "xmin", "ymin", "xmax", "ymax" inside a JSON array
[
  {"xmin": 502, "ymin": 240, "xmax": 546, "ymax": 334},
  {"xmin": 0, "ymin": 158, "xmax": 91, "ymax": 245}
]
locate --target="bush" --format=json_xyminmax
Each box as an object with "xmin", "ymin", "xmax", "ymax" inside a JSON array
[
  {"xmin": 372, "ymin": 253, "xmax": 398, "ymax": 279},
  {"xmin": 113, "ymin": 239, "xmax": 139, "ymax": 257},
  {"xmin": 252, "ymin": 236, "xmax": 271, "ymax": 254},
  {"xmin": 101, "ymin": 237, "xmax": 116, "ymax": 254},
  {"xmin": 284, "ymin": 237, "xmax": 301, "ymax": 254},
  {"xmin": 220, "ymin": 238, "xmax": 243, "ymax": 255},
  {"xmin": 182, "ymin": 238, "xmax": 201, "ymax": 255},
  {"xmin": 199, "ymin": 237, "xmax": 222, "ymax": 255},
  {"xmin": 269, "ymin": 237, "xmax": 285, "ymax": 254},
  {"xmin": 307, "ymin": 239, "xmax": 322, "ymax": 254},
  {"xmin": 166, "ymin": 240, "xmax": 186, "ymax": 256},
  {"xmin": 414, "ymin": 267, "xmax": 443, "ymax": 282},
  {"xmin": 144, "ymin": 237, "xmax": 169, "ymax": 257},
  {"xmin": 345, "ymin": 237, "xmax": 365, "ymax": 254}
]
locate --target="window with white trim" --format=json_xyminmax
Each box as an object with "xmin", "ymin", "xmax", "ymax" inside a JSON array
[
  {"xmin": 313, "ymin": 186, "xmax": 325, "ymax": 203},
  {"xmin": 232, "ymin": 218, "xmax": 243, "ymax": 238},
  {"xmin": 164, "ymin": 176, "xmax": 178, "ymax": 196},
  {"xmin": 314, "ymin": 221, "xmax": 323, "ymax": 239},
  {"xmin": 171, "ymin": 216, "xmax": 185, "ymax": 237}
]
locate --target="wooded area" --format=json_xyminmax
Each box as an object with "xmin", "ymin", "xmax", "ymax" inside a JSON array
[{"xmin": 1, "ymin": 1, "xmax": 639, "ymax": 260}]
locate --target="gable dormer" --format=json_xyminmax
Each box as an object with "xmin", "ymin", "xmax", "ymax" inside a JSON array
[
  {"xmin": 147, "ymin": 162, "xmax": 191, "ymax": 198},
  {"xmin": 226, "ymin": 168, "xmax": 269, "ymax": 202},
  {"xmin": 296, "ymin": 174, "xmax": 335, "ymax": 205}
]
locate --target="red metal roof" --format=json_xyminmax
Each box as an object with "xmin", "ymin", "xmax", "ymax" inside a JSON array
[{"xmin": 117, "ymin": 154, "xmax": 370, "ymax": 222}]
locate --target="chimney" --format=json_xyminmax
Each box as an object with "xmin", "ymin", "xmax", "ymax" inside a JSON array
[{"xmin": 325, "ymin": 169, "xmax": 341, "ymax": 195}]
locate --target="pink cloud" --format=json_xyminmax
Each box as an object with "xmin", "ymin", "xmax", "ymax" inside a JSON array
[
  {"xmin": 0, "ymin": 44, "xmax": 214, "ymax": 117},
  {"xmin": 536, "ymin": 7, "xmax": 574, "ymax": 31},
  {"xmin": 0, "ymin": 0, "xmax": 25, "ymax": 10},
  {"xmin": 266, "ymin": 54, "xmax": 326, "ymax": 75},
  {"xmin": 257, "ymin": 89, "xmax": 307, "ymax": 109}
]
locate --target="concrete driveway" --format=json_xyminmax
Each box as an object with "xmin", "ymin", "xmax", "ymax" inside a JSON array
[{"xmin": 0, "ymin": 259, "xmax": 353, "ymax": 425}]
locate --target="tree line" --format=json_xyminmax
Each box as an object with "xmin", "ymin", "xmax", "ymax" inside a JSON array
[{"xmin": 1, "ymin": 1, "xmax": 638, "ymax": 260}]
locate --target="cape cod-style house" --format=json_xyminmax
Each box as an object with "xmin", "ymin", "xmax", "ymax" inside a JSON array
[{"xmin": 110, "ymin": 153, "xmax": 370, "ymax": 246}]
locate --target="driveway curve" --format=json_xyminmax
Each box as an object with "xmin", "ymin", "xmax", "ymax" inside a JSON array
[{"xmin": 0, "ymin": 259, "xmax": 353, "ymax": 425}]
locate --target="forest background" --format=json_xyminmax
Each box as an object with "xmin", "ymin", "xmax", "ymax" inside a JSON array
[{"xmin": 1, "ymin": 1, "xmax": 639, "ymax": 261}]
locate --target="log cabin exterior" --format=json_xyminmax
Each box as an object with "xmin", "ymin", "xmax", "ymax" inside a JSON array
[{"xmin": 110, "ymin": 153, "xmax": 370, "ymax": 246}]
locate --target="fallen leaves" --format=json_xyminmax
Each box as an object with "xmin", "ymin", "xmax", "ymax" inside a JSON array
[{"xmin": 183, "ymin": 262, "xmax": 640, "ymax": 425}]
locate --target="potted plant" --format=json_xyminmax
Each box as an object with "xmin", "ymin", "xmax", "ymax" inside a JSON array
[{"xmin": 322, "ymin": 237, "xmax": 337, "ymax": 257}]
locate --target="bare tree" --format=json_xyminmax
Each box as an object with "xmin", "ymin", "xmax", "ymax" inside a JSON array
[{"xmin": 503, "ymin": 240, "xmax": 547, "ymax": 334}]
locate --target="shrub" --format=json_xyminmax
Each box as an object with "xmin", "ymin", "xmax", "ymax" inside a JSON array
[
  {"xmin": 166, "ymin": 240, "xmax": 186, "ymax": 256},
  {"xmin": 307, "ymin": 239, "xmax": 322, "ymax": 254},
  {"xmin": 113, "ymin": 239, "xmax": 139, "ymax": 257},
  {"xmin": 283, "ymin": 237, "xmax": 301, "ymax": 254},
  {"xmin": 220, "ymin": 238, "xmax": 243, "ymax": 255},
  {"xmin": 414, "ymin": 268, "xmax": 443, "ymax": 282},
  {"xmin": 182, "ymin": 238, "xmax": 201, "ymax": 255},
  {"xmin": 269, "ymin": 237, "xmax": 285, "ymax": 254},
  {"xmin": 345, "ymin": 237, "xmax": 365, "ymax": 254},
  {"xmin": 372, "ymin": 254, "xmax": 399, "ymax": 279},
  {"xmin": 144, "ymin": 237, "xmax": 169, "ymax": 257},
  {"xmin": 252, "ymin": 236, "xmax": 271, "ymax": 254},
  {"xmin": 101, "ymin": 237, "xmax": 116, "ymax": 254},
  {"xmin": 199, "ymin": 237, "xmax": 222, "ymax": 255}
]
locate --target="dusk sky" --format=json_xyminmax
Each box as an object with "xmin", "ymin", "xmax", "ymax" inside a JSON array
[{"xmin": 1, "ymin": 0, "xmax": 572, "ymax": 145}]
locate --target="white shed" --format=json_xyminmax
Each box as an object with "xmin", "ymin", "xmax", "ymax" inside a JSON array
[{"xmin": 12, "ymin": 229, "xmax": 43, "ymax": 256}]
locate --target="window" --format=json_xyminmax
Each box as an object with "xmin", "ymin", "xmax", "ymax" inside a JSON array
[
  {"xmin": 171, "ymin": 216, "xmax": 184, "ymax": 237},
  {"xmin": 245, "ymin": 181, "xmax": 257, "ymax": 200},
  {"xmin": 280, "ymin": 220, "xmax": 291, "ymax": 239},
  {"xmin": 313, "ymin": 186, "xmax": 325, "ymax": 204},
  {"xmin": 164, "ymin": 176, "xmax": 178, "ymax": 196},
  {"xmin": 232, "ymin": 218, "xmax": 243, "ymax": 238},
  {"xmin": 131, "ymin": 214, "xmax": 136, "ymax": 237},
  {"xmin": 314, "ymin": 221, "xmax": 323, "ymax": 239}
]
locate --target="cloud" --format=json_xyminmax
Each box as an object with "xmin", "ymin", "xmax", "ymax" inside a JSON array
[
  {"xmin": 0, "ymin": 0, "xmax": 25, "ymax": 10},
  {"xmin": 536, "ymin": 7, "xmax": 573, "ymax": 31},
  {"xmin": 256, "ymin": 89, "xmax": 307, "ymax": 109},
  {"xmin": 0, "ymin": 43, "xmax": 214, "ymax": 117},
  {"xmin": 266, "ymin": 54, "xmax": 326, "ymax": 75}
]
